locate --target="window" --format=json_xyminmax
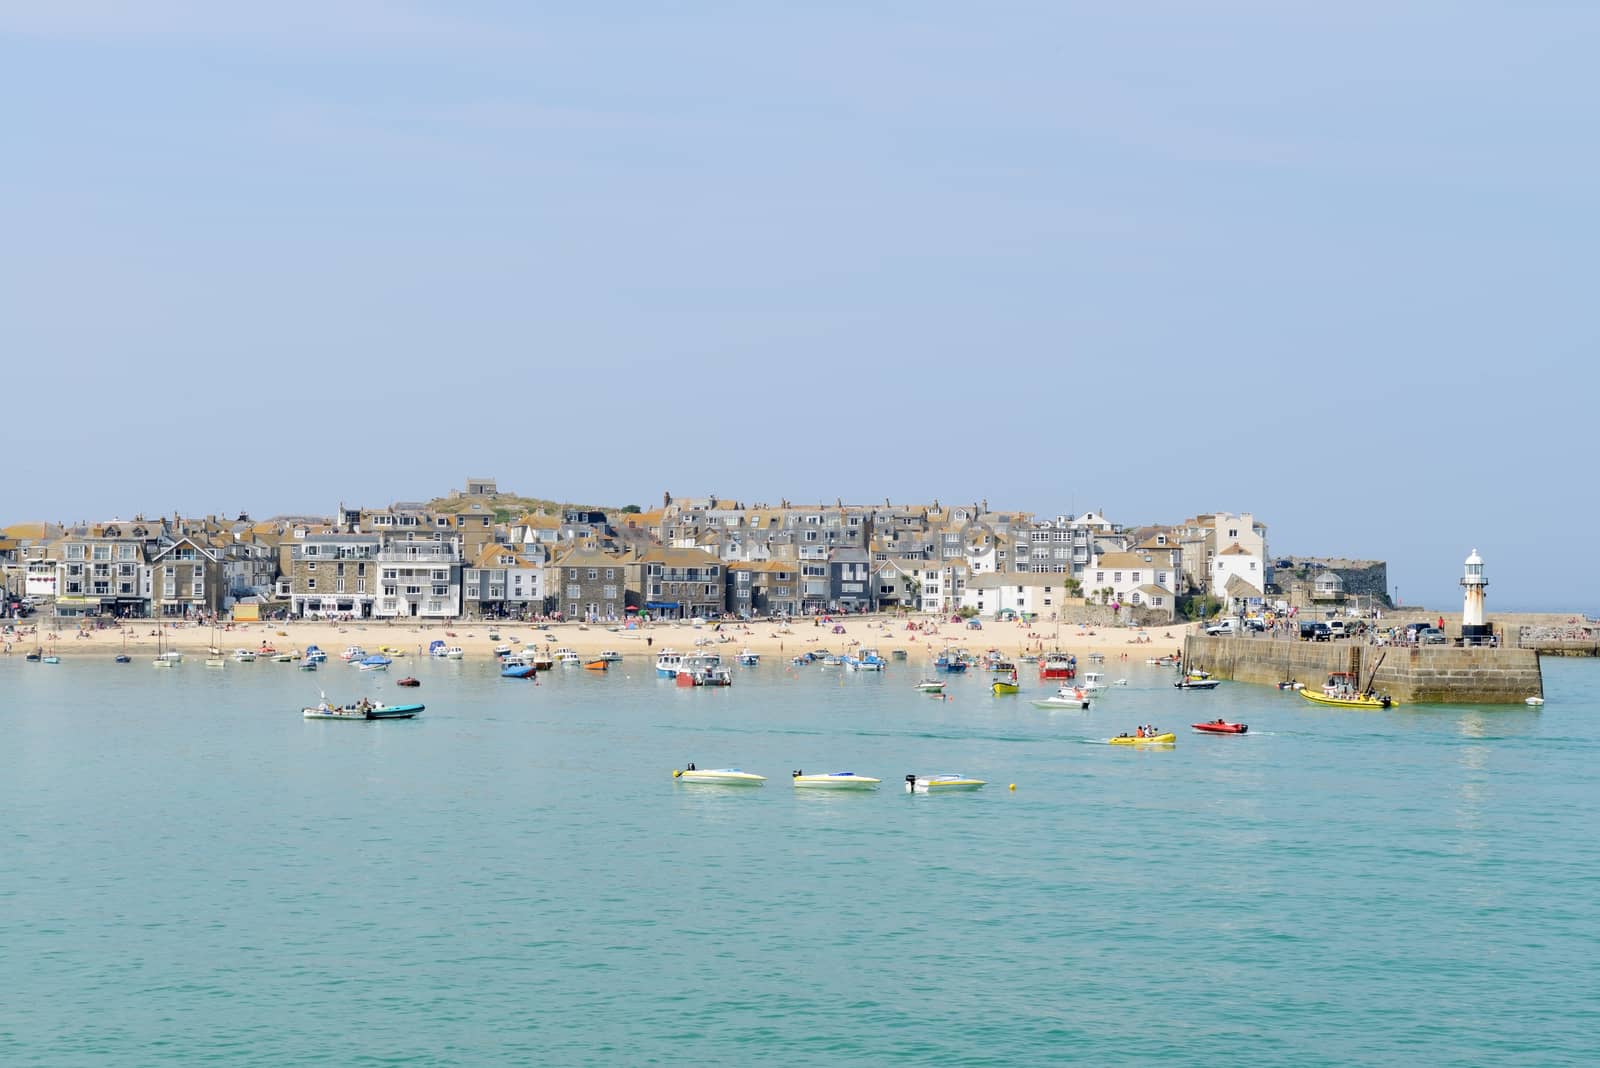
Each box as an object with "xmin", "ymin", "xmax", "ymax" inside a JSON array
[
  {"xmin": 67, "ymin": 545, "xmax": 85, "ymax": 561},
  {"xmin": 307, "ymin": 579, "xmax": 316, "ymax": 590},
  {"xmin": 566, "ymin": 584, "xmax": 581, "ymax": 600},
  {"xmin": 587, "ymin": 569, "xmax": 598, "ymax": 580},
  {"xmin": 164, "ymin": 566, "xmax": 175, "ymax": 578},
  {"xmin": 605, "ymin": 569, "xmax": 615, "ymax": 580},
  {"xmin": 1095, "ymin": 571, "xmax": 1104, "ymax": 583},
  {"xmin": 336, "ymin": 577, "xmax": 346, "ymax": 593},
  {"xmin": 1228, "ymin": 529, "xmax": 1238, "ymax": 538},
  {"xmin": 1113, "ymin": 572, "xmax": 1122, "ymax": 583},
  {"xmin": 433, "ymin": 585, "xmax": 448, "ymax": 596},
  {"xmin": 307, "ymin": 562, "xmax": 317, "ymax": 571},
  {"xmin": 603, "ymin": 585, "xmax": 617, "ymax": 599},
  {"xmin": 92, "ymin": 545, "xmax": 111, "ymax": 561},
  {"xmin": 193, "ymin": 564, "xmax": 203, "ymax": 577},
  {"xmin": 192, "ymin": 581, "xmax": 204, "ymax": 597}
]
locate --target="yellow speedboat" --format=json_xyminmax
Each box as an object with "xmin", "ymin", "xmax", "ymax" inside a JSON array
[
  {"xmin": 1301, "ymin": 672, "xmax": 1395, "ymax": 709},
  {"xmin": 1109, "ymin": 733, "xmax": 1176, "ymax": 745}
]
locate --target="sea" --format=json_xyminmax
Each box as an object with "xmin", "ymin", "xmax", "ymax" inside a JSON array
[{"xmin": 3, "ymin": 652, "xmax": 1596, "ymax": 1066}]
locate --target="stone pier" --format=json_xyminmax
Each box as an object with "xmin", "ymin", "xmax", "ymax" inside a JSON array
[{"xmin": 1182, "ymin": 635, "xmax": 1543, "ymax": 704}]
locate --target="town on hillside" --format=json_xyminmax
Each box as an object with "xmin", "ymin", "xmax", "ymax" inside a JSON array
[{"xmin": 1, "ymin": 478, "xmax": 1383, "ymax": 626}]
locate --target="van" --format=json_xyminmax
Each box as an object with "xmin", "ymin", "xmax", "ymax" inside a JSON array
[
  {"xmin": 1204, "ymin": 619, "xmax": 1239, "ymax": 636},
  {"xmin": 1327, "ymin": 620, "xmax": 1348, "ymax": 639}
]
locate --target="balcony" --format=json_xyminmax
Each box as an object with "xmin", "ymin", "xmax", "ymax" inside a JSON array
[{"xmin": 376, "ymin": 550, "xmax": 461, "ymax": 564}]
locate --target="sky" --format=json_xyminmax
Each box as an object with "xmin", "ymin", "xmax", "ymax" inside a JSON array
[{"xmin": 2, "ymin": 3, "xmax": 1596, "ymax": 612}]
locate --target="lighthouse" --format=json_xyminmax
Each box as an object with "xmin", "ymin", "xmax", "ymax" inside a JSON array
[{"xmin": 1460, "ymin": 549, "xmax": 1491, "ymax": 646}]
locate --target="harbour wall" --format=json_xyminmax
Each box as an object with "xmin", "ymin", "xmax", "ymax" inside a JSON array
[{"xmin": 1183, "ymin": 635, "xmax": 1543, "ymax": 705}]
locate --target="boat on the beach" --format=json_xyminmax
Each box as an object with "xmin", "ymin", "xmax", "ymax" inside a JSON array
[
  {"xmin": 305, "ymin": 645, "xmax": 327, "ymax": 663},
  {"xmin": 673, "ymin": 767, "xmax": 765, "ymax": 786},
  {"xmin": 1039, "ymin": 652, "xmax": 1076, "ymax": 680},
  {"xmin": 904, "ymin": 774, "xmax": 986, "ymax": 793},
  {"xmin": 444, "ymin": 646, "xmax": 464, "ymax": 660},
  {"xmin": 1109, "ymin": 732, "xmax": 1176, "ymax": 746},
  {"xmin": 233, "ymin": 647, "xmax": 257, "ymax": 662},
  {"xmin": 339, "ymin": 646, "xmax": 366, "ymax": 662},
  {"xmin": 429, "ymin": 640, "xmax": 448, "ymax": 658},
  {"xmin": 737, "ymin": 648, "xmax": 760, "ymax": 666},
  {"xmin": 1032, "ymin": 686, "xmax": 1091, "ymax": 710},
  {"xmin": 792, "ymin": 771, "xmax": 881, "ymax": 790},
  {"xmin": 1300, "ymin": 671, "xmax": 1395, "ymax": 709},
  {"xmin": 1193, "ymin": 720, "xmax": 1248, "ymax": 734},
  {"xmin": 303, "ymin": 698, "xmax": 423, "ymax": 721}
]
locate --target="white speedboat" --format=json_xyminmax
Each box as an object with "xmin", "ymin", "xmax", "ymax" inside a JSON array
[
  {"xmin": 673, "ymin": 767, "xmax": 766, "ymax": 786},
  {"xmin": 233, "ymin": 648, "xmax": 257, "ymax": 662},
  {"xmin": 905, "ymin": 774, "xmax": 986, "ymax": 793},
  {"xmin": 598, "ymin": 649, "xmax": 624, "ymax": 663},
  {"xmin": 303, "ymin": 699, "xmax": 423, "ymax": 721},
  {"xmin": 915, "ymin": 679, "xmax": 947, "ymax": 694},
  {"xmin": 444, "ymin": 646, "xmax": 464, "ymax": 660},
  {"xmin": 553, "ymin": 647, "xmax": 581, "ymax": 666},
  {"xmin": 737, "ymin": 648, "xmax": 760, "ymax": 666},
  {"xmin": 792, "ymin": 771, "xmax": 880, "ymax": 790},
  {"xmin": 1081, "ymin": 671, "xmax": 1105, "ymax": 691},
  {"xmin": 1032, "ymin": 686, "xmax": 1092, "ymax": 710},
  {"xmin": 339, "ymin": 646, "xmax": 367, "ymax": 661}
]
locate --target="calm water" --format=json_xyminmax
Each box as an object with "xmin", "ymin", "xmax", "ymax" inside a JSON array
[{"xmin": 3, "ymin": 652, "xmax": 1596, "ymax": 1066}]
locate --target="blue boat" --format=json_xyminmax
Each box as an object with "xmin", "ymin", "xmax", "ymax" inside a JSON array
[
  {"xmin": 428, "ymin": 639, "xmax": 447, "ymax": 658},
  {"xmin": 934, "ymin": 655, "xmax": 969, "ymax": 674},
  {"xmin": 501, "ymin": 659, "xmax": 537, "ymax": 679},
  {"xmin": 305, "ymin": 644, "xmax": 327, "ymax": 664}
]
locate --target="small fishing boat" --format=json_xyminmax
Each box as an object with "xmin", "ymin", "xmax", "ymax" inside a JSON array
[
  {"xmin": 303, "ymin": 698, "xmax": 423, "ymax": 721},
  {"xmin": 494, "ymin": 644, "xmax": 512, "ymax": 657},
  {"xmin": 1525, "ymin": 696, "xmax": 1545, "ymax": 706},
  {"xmin": 272, "ymin": 652, "xmax": 296, "ymax": 663},
  {"xmin": 42, "ymin": 655, "xmax": 60, "ymax": 664},
  {"xmin": 933, "ymin": 654, "xmax": 969, "ymax": 674},
  {"xmin": 583, "ymin": 658, "xmax": 609, "ymax": 671},
  {"xmin": 905, "ymin": 774, "xmax": 986, "ymax": 793},
  {"xmin": 232, "ymin": 647, "xmax": 256, "ymax": 662},
  {"xmin": 791, "ymin": 652, "xmax": 816, "ymax": 666},
  {"xmin": 444, "ymin": 646, "xmax": 465, "ymax": 660},
  {"xmin": 299, "ymin": 660, "xmax": 318, "ymax": 671},
  {"xmin": 153, "ymin": 651, "xmax": 182, "ymax": 668},
  {"xmin": 890, "ymin": 649, "xmax": 908, "ymax": 661},
  {"xmin": 1081, "ymin": 671, "xmax": 1105, "ymax": 691},
  {"xmin": 554, "ymin": 648, "xmax": 581, "ymax": 667},
  {"xmin": 1109, "ymin": 732, "xmax": 1176, "ymax": 746},
  {"xmin": 991, "ymin": 679, "xmax": 1020, "ymax": 696},
  {"xmin": 429, "ymin": 640, "xmax": 448, "ymax": 658},
  {"xmin": 1174, "ymin": 677, "xmax": 1220, "ymax": 690},
  {"xmin": 339, "ymin": 646, "xmax": 366, "ymax": 662},
  {"xmin": 737, "ymin": 648, "xmax": 761, "ymax": 666},
  {"xmin": 915, "ymin": 679, "xmax": 946, "ymax": 694},
  {"xmin": 304, "ymin": 645, "xmax": 327, "ymax": 663},
  {"xmin": 114, "ymin": 654, "xmax": 131, "ymax": 663},
  {"xmin": 672, "ymin": 767, "xmax": 765, "ymax": 786},
  {"xmin": 501, "ymin": 661, "xmax": 538, "ymax": 679},
  {"xmin": 359, "ymin": 654, "xmax": 392, "ymax": 672},
  {"xmin": 530, "ymin": 653, "xmax": 554, "ymax": 671},
  {"xmin": 792, "ymin": 771, "xmax": 881, "ymax": 790},
  {"xmin": 1087, "ymin": 651, "xmax": 1105, "ymax": 662},
  {"xmin": 677, "ymin": 664, "xmax": 733, "ymax": 687},
  {"xmin": 855, "ymin": 648, "xmax": 886, "ymax": 671},
  {"xmin": 1032, "ymin": 686, "xmax": 1091, "ymax": 710},
  {"xmin": 1039, "ymin": 652, "xmax": 1076, "ymax": 680},
  {"xmin": 1277, "ymin": 680, "xmax": 1304, "ymax": 691},
  {"xmin": 1192, "ymin": 720, "xmax": 1247, "ymax": 734},
  {"xmin": 205, "ymin": 654, "xmax": 226, "ymax": 668},
  {"xmin": 597, "ymin": 650, "xmax": 624, "ymax": 663},
  {"xmin": 397, "ymin": 677, "xmax": 421, "ymax": 687}
]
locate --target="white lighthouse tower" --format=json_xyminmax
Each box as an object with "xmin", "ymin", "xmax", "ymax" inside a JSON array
[{"xmin": 1460, "ymin": 549, "xmax": 1491, "ymax": 645}]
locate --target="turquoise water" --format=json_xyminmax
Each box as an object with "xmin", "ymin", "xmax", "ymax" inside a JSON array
[{"xmin": 3, "ymin": 654, "xmax": 1596, "ymax": 1065}]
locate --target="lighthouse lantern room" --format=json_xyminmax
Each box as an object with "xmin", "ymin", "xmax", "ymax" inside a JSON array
[{"xmin": 1460, "ymin": 549, "xmax": 1492, "ymax": 646}]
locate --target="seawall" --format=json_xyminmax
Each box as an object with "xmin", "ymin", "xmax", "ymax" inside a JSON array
[{"xmin": 1183, "ymin": 635, "xmax": 1543, "ymax": 704}]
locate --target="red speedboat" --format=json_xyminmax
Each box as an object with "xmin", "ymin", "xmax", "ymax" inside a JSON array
[
  {"xmin": 396, "ymin": 677, "xmax": 421, "ymax": 688},
  {"xmin": 1192, "ymin": 720, "xmax": 1247, "ymax": 734}
]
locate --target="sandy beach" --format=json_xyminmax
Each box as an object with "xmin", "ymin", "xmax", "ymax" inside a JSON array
[{"xmin": 4, "ymin": 614, "xmax": 1201, "ymax": 664}]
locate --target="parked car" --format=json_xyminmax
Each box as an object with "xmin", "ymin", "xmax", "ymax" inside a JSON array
[
  {"xmin": 1417, "ymin": 627, "xmax": 1448, "ymax": 645},
  {"xmin": 1299, "ymin": 621, "xmax": 1332, "ymax": 641},
  {"xmin": 1243, "ymin": 617, "xmax": 1267, "ymax": 633},
  {"xmin": 1327, "ymin": 620, "xmax": 1348, "ymax": 639}
]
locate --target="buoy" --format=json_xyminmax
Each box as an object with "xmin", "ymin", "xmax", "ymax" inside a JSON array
[
  {"xmin": 672, "ymin": 769, "xmax": 682, "ymax": 778},
  {"xmin": 1009, "ymin": 783, "xmax": 1016, "ymax": 791}
]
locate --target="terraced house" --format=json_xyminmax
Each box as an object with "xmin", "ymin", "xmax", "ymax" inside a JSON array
[
  {"xmin": 551, "ymin": 545, "xmax": 636, "ymax": 621},
  {"xmin": 285, "ymin": 532, "xmax": 380, "ymax": 618},
  {"xmin": 639, "ymin": 546, "xmax": 723, "ymax": 619},
  {"xmin": 148, "ymin": 534, "xmax": 226, "ymax": 618}
]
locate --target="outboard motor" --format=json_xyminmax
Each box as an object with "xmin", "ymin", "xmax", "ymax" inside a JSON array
[
  {"xmin": 905, "ymin": 773, "xmax": 918, "ymax": 793},
  {"xmin": 792, "ymin": 770, "xmax": 802, "ymax": 778}
]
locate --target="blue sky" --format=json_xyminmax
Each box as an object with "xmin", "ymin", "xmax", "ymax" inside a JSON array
[{"xmin": 3, "ymin": 3, "xmax": 1595, "ymax": 611}]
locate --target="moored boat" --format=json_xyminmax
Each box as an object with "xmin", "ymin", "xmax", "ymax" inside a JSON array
[
  {"xmin": 233, "ymin": 648, "xmax": 257, "ymax": 662},
  {"xmin": 673, "ymin": 766, "xmax": 765, "ymax": 786},
  {"xmin": 905, "ymin": 774, "xmax": 986, "ymax": 793},
  {"xmin": 915, "ymin": 679, "xmax": 946, "ymax": 694},
  {"xmin": 396, "ymin": 676, "xmax": 421, "ymax": 687},
  {"xmin": 584, "ymin": 658, "xmax": 609, "ymax": 670},
  {"xmin": 1039, "ymin": 652, "xmax": 1076, "ymax": 680},
  {"xmin": 1174, "ymin": 677, "xmax": 1220, "ymax": 690},
  {"xmin": 501, "ymin": 659, "xmax": 537, "ymax": 678},
  {"xmin": 737, "ymin": 648, "xmax": 760, "ymax": 666},
  {"xmin": 991, "ymin": 679, "xmax": 1020, "ymax": 695},
  {"xmin": 597, "ymin": 649, "xmax": 623, "ymax": 663},
  {"xmin": 792, "ymin": 770, "xmax": 881, "ymax": 790}
]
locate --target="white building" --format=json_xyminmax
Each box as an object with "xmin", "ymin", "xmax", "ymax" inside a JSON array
[
  {"xmin": 959, "ymin": 572, "xmax": 1071, "ymax": 619},
  {"xmin": 1087, "ymin": 549, "xmax": 1181, "ymax": 621},
  {"xmin": 1207, "ymin": 512, "xmax": 1268, "ymax": 598}
]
